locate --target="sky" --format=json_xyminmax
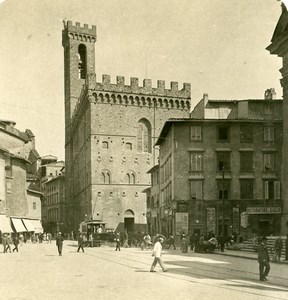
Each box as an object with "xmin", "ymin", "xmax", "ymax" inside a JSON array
[{"xmin": 0, "ymin": 0, "xmax": 284, "ymax": 160}]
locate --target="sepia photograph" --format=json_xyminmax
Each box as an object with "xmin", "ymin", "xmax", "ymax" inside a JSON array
[{"xmin": 1, "ymin": 0, "xmax": 288, "ymax": 299}]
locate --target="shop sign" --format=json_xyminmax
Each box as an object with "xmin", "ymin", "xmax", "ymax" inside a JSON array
[
  {"xmin": 246, "ymin": 207, "xmax": 281, "ymax": 214},
  {"xmin": 206, "ymin": 207, "xmax": 216, "ymax": 233},
  {"xmin": 175, "ymin": 212, "xmax": 189, "ymax": 235},
  {"xmin": 240, "ymin": 212, "xmax": 249, "ymax": 228}
]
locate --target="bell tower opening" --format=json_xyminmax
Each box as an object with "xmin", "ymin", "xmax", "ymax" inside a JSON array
[{"xmin": 78, "ymin": 44, "xmax": 87, "ymax": 79}]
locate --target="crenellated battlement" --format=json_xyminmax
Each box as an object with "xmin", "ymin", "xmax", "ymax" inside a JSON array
[
  {"xmin": 62, "ymin": 20, "xmax": 96, "ymax": 43},
  {"xmin": 85, "ymin": 74, "xmax": 191, "ymax": 98},
  {"xmin": 71, "ymin": 74, "xmax": 191, "ymax": 124}
]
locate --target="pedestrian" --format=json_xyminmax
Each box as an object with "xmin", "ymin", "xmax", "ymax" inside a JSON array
[
  {"xmin": 13, "ymin": 234, "xmax": 19, "ymax": 252},
  {"xmin": 6, "ymin": 233, "xmax": 12, "ymax": 253},
  {"xmin": 167, "ymin": 235, "xmax": 176, "ymax": 250},
  {"xmin": 56, "ymin": 232, "xmax": 64, "ymax": 256},
  {"xmin": 181, "ymin": 236, "xmax": 188, "ymax": 253},
  {"xmin": 2, "ymin": 233, "xmax": 8, "ymax": 253},
  {"xmin": 218, "ymin": 233, "xmax": 225, "ymax": 252},
  {"xmin": 115, "ymin": 232, "xmax": 121, "ymax": 251},
  {"xmin": 123, "ymin": 230, "xmax": 129, "ymax": 248},
  {"xmin": 194, "ymin": 233, "xmax": 200, "ymax": 252},
  {"xmin": 258, "ymin": 236, "xmax": 270, "ymax": 281},
  {"xmin": 273, "ymin": 236, "xmax": 282, "ymax": 262},
  {"xmin": 150, "ymin": 237, "xmax": 168, "ymax": 272},
  {"xmin": 77, "ymin": 234, "xmax": 85, "ymax": 253},
  {"xmin": 189, "ymin": 233, "xmax": 194, "ymax": 251}
]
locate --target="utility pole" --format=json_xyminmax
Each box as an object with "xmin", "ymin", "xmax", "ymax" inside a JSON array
[{"xmin": 222, "ymin": 166, "xmax": 225, "ymax": 235}]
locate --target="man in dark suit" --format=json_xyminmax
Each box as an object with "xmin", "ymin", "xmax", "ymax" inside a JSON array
[
  {"xmin": 56, "ymin": 232, "xmax": 64, "ymax": 256},
  {"xmin": 258, "ymin": 236, "xmax": 270, "ymax": 281}
]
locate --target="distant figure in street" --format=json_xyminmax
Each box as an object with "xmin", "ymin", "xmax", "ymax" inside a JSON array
[
  {"xmin": 274, "ymin": 236, "xmax": 282, "ymax": 262},
  {"xmin": 123, "ymin": 230, "xmax": 129, "ymax": 248},
  {"xmin": 47, "ymin": 232, "xmax": 52, "ymax": 243},
  {"xmin": 6, "ymin": 233, "xmax": 12, "ymax": 253},
  {"xmin": 194, "ymin": 233, "xmax": 200, "ymax": 253},
  {"xmin": 115, "ymin": 232, "xmax": 121, "ymax": 251},
  {"xmin": 77, "ymin": 234, "xmax": 85, "ymax": 253},
  {"xmin": 167, "ymin": 235, "xmax": 176, "ymax": 250},
  {"xmin": 258, "ymin": 236, "xmax": 270, "ymax": 281},
  {"xmin": 2, "ymin": 234, "xmax": 8, "ymax": 253},
  {"xmin": 218, "ymin": 233, "xmax": 225, "ymax": 252},
  {"xmin": 150, "ymin": 237, "xmax": 168, "ymax": 273},
  {"xmin": 13, "ymin": 234, "xmax": 19, "ymax": 252},
  {"xmin": 189, "ymin": 233, "xmax": 194, "ymax": 251},
  {"xmin": 181, "ymin": 236, "xmax": 188, "ymax": 253},
  {"xmin": 56, "ymin": 232, "xmax": 64, "ymax": 256}
]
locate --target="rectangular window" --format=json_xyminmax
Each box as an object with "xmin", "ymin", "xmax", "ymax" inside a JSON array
[
  {"xmin": 263, "ymin": 153, "xmax": 275, "ymax": 171},
  {"xmin": 264, "ymin": 103, "xmax": 273, "ymax": 115},
  {"xmin": 217, "ymin": 152, "xmax": 230, "ymax": 171},
  {"xmin": 240, "ymin": 125, "xmax": 253, "ymax": 143},
  {"xmin": 217, "ymin": 180, "xmax": 230, "ymax": 200},
  {"xmin": 190, "ymin": 181, "xmax": 203, "ymax": 199},
  {"xmin": 263, "ymin": 127, "xmax": 274, "ymax": 142},
  {"xmin": 264, "ymin": 181, "xmax": 281, "ymax": 200},
  {"xmin": 190, "ymin": 153, "xmax": 203, "ymax": 171},
  {"xmin": 240, "ymin": 180, "xmax": 254, "ymax": 199},
  {"xmin": 191, "ymin": 126, "xmax": 202, "ymax": 141},
  {"xmin": 218, "ymin": 126, "xmax": 229, "ymax": 142},
  {"xmin": 240, "ymin": 152, "xmax": 253, "ymax": 172},
  {"xmin": 33, "ymin": 202, "xmax": 36, "ymax": 210}
]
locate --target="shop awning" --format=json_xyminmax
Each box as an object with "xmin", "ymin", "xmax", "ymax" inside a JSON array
[
  {"xmin": 11, "ymin": 218, "xmax": 27, "ymax": 232},
  {"xmin": 22, "ymin": 219, "xmax": 35, "ymax": 232},
  {"xmin": 29, "ymin": 219, "xmax": 43, "ymax": 233},
  {"xmin": 0, "ymin": 215, "xmax": 13, "ymax": 233}
]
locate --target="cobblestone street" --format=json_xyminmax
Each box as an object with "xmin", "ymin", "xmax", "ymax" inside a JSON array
[{"xmin": 1, "ymin": 241, "xmax": 288, "ymax": 300}]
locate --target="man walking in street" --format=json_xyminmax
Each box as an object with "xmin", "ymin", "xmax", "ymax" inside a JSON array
[
  {"xmin": 12, "ymin": 234, "xmax": 19, "ymax": 252},
  {"xmin": 258, "ymin": 236, "xmax": 270, "ymax": 281},
  {"xmin": 56, "ymin": 232, "xmax": 64, "ymax": 256},
  {"xmin": 77, "ymin": 234, "xmax": 85, "ymax": 253},
  {"xmin": 115, "ymin": 232, "xmax": 121, "ymax": 251},
  {"xmin": 150, "ymin": 237, "xmax": 168, "ymax": 273}
]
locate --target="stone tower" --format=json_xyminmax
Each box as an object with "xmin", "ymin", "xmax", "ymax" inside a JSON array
[
  {"xmin": 62, "ymin": 21, "xmax": 191, "ymax": 232},
  {"xmin": 62, "ymin": 21, "xmax": 96, "ymax": 228},
  {"xmin": 267, "ymin": 3, "xmax": 288, "ymax": 235}
]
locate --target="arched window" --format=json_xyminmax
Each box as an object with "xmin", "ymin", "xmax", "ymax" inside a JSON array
[
  {"xmin": 126, "ymin": 142, "xmax": 132, "ymax": 150},
  {"xmin": 125, "ymin": 171, "xmax": 136, "ymax": 184},
  {"xmin": 78, "ymin": 44, "xmax": 86, "ymax": 79},
  {"xmin": 101, "ymin": 170, "xmax": 111, "ymax": 184},
  {"xmin": 102, "ymin": 141, "xmax": 109, "ymax": 149},
  {"xmin": 137, "ymin": 119, "xmax": 151, "ymax": 153}
]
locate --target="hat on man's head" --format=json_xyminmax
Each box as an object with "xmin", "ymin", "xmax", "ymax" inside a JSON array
[{"xmin": 58, "ymin": 232, "xmax": 62, "ymax": 235}]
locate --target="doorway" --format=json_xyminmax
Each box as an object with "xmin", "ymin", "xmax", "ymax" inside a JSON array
[{"xmin": 124, "ymin": 209, "xmax": 135, "ymax": 232}]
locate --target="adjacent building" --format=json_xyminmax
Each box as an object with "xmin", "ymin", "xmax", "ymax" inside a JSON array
[
  {"xmin": 147, "ymin": 93, "xmax": 283, "ymax": 239},
  {"xmin": 0, "ymin": 120, "xmax": 43, "ymax": 234}
]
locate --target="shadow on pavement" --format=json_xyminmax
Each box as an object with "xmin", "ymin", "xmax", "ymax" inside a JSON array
[{"xmin": 226, "ymin": 283, "xmax": 288, "ymax": 292}]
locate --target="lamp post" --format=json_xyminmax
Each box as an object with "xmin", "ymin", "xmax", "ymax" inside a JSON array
[{"xmin": 222, "ymin": 166, "xmax": 225, "ymax": 235}]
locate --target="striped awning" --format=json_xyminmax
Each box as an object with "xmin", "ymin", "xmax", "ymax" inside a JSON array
[
  {"xmin": 11, "ymin": 218, "xmax": 27, "ymax": 232},
  {"xmin": 0, "ymin": 215, "xmax": 13, "ymax": 233},
  {"xmin": 22, "ymin": 219, "xmax": 35, "ymax": 232},
  {"xmin": 29, "ymin": 219, "xmax": 43, "ymax": 233}
]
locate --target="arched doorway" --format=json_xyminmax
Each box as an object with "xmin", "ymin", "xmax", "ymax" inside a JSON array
[{"xmin": 124, "ymin": 209, "xmax": 135, "ymax": 233}]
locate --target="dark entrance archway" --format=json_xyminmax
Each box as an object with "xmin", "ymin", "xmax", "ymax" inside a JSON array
[{"xmin": 124, "ymin": 209, "xmax": 135, "ymax": 233}]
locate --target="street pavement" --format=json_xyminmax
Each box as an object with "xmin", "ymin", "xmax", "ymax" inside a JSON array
[{"xmin": 1, "ymin": 241, "xmax": 288, "ymax": 300}]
